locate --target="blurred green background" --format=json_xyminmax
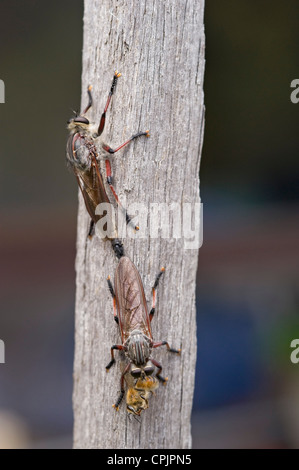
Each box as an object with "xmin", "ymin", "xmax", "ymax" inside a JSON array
[{"xmin": 0, "ymin": 0, "xmax": 299, "ymax": 448}]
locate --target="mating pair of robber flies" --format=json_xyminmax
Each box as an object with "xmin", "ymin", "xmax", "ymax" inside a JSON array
[{"xmin": 66, "ymin": 72, "xmax": 181, "ymax": 417}]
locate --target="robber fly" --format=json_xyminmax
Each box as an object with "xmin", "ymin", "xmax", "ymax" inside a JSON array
[
  {"xmin": 66, "ymin": 72, "xmax": 149, "ymax": 259},
  {"xmin": 106, "ymin": 256, "xmax": 181, "ymax": 411}
]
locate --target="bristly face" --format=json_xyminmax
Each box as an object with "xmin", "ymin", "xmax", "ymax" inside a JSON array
[{"xmin": 67, "ymin": 115, "xmax": 90, "ymax": 132}]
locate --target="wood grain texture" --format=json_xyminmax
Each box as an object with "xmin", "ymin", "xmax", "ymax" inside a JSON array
[{"xmin": 73, "ymin": 0, "xmax": 205, "ymax": 449}]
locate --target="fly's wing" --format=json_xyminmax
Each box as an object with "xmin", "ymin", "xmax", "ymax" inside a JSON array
[
  {"xmin": 115, "ymin": 257, "xmax": 152, "ymax": 343},
  {"xmin": 66, "ymin": 133, "xmax": 110, "ymax": 223},
  {"xmin": 76, "ymin": 162, "xmax": 111, "ymax": 224}
]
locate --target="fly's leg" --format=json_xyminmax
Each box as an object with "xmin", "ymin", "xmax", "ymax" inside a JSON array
[
  {"xmin": 152, "ymin": 341, "xmax": 181, "ymax": 355},
  {"xmin": 98, "ymin": 71, "xmax": 121, "ymax": 136},
  {"xmin": 113, "ymin": 362, "xmax": 131, "ymax": 411},
  {"xmin": 105, "ymin": 345, "xmax": 125, "ymax": 370},
  {"xmin": 113, "ymin": 390, "xmax": 125, "ymax": 412},
  {"xmin": 102, "ymin": 130, "xmax": 149, "ymax": 154},
  {"xmin": 105, "ymin": 159, "xmax": 139, "ymax": 231},
  {"xmin": 107, "ymin": 275, "xmax": 119, "ymax": 324},
  {"xmin": 151, "ymin": 344, "xmax": 181, "ymax": 384},
  {"xmin": 88, "ymin": 220, "xmax": 95, "ymax": 239},
  {"xmin": 149, "ymin": 267, "xmax": 165, "ymax": 321},
  {"xmin": 150, "ymin": 358, "xmax": 168, "ymax": 385}
]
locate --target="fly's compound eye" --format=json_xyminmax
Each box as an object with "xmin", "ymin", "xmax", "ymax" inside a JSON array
[
  {"xmin": 144, "ymin": 366, "xmax": 155, "ymax": 376},
  {"xmin": 68, "ymin": 116, "xmax": 90, "ymax": 125},
  {"xmin": 73, "ymin": 116, "xmax": 90, "ymax": 125},
  {"xmin": 131, "ymin": 368, "xmax": 142, "ymax": 379}
]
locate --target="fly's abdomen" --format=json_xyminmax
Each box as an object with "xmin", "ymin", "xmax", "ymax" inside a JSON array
[{"xmin": 114, "ymin": 257, "xmax": 152, "ymax": 341}]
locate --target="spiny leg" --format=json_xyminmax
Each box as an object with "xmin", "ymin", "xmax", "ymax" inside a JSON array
[
  {"xmin": 107, "ymin": 275, "xmax": 119, "ymax": 324},
  {"xmin": 88, "ymin": 220, "xmax": 95, "ymax": 239},
  {"xmin": 131, "ymin": 414, "xmax": 141, "ymax": 423},
  {"xmin": 127, "ymin": 411, "xmax": 141, "ymax": 423},
  {"xmin": 105, "ymin": 344, "xmax": 125, "ymax": 370},
  {"xmin": 150, "ymin": 358, "xmax": 168, "ymax": 385},
  {"xmin": 105, "ymin": 159, "xmax": 139, "ymax": 231},
  {"xmin": 113, "ymin": 362, "xmax": 131, "ymax": 411},
  {"xmin": 149, "ymin": 267, "xmax": 165, "ymax": 321},
  {"xmin": 102, "ymin": 130, "xmax": 150, "ymax": 154},
  {"xmin": 152, "ymin": 340, "xmax": 181, "ymax": 355},
  {"xmin": 98, "ymin": 71, "xmax": 121, "ymax": 136}
]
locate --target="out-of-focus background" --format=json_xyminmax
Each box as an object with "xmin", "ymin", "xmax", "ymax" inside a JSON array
[{"xmin": 0, "ymin": 0, "xmax": 298, "ymax": 449}]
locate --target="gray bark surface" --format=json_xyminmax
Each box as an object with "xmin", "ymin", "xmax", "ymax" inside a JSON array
[{"xmin": 73, "ymin": 0, "xmax": 205, "ymax": 449}]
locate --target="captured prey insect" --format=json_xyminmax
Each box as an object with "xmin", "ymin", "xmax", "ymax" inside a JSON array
[
  {"xmin": 106, "ymin": 256, "xmax": 181, "ymax": 414},
  {"xmin": 126, "ymin": 375, "xmax": 159, "ymax": 417},
  {"xmin": 66, "ymin": 71, "xmax": 149, "ymax": 259}
]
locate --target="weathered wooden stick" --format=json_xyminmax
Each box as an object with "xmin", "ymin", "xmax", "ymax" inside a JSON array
[{"xmin": 73, "ymin": 0, "xmax": 205, "ymax": 449}]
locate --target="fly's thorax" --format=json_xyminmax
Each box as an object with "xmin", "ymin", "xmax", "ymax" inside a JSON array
[
  {"xmin": 125, "ymin": 330, "xmax": 152, "ymax": 366},
  {"xmin": 66, "ymin": 131, "xmax": 97, "ymax": 171}
]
